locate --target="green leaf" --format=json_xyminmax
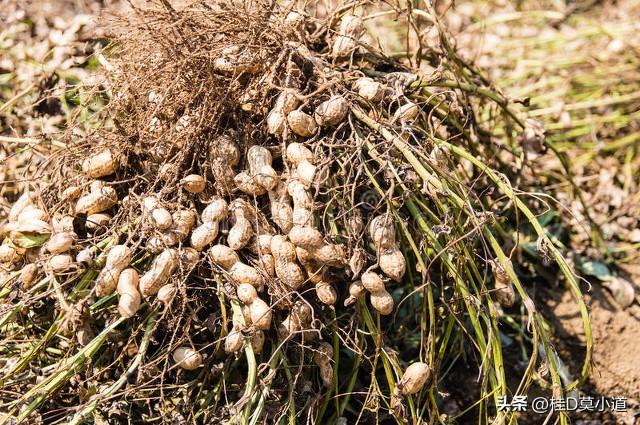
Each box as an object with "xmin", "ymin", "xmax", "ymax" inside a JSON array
[
  {"xmin": 537, "ymin": 209, "xmax": 557, "ymax": 227},
  {"xmin": 9, "ymin": 231, "xmax": 50, "ymax": 249},
  {"xmin": 580, "ymin": 260, "xmax": 612, "ymax": 281},
  {"xmin": 522, "ymin": 242, "xmax": 538, "ymax": 258}
]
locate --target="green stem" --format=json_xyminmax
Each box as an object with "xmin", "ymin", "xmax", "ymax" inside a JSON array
[
  {"xmin": 351, "ymin": 106, "xmax": 591, "ymax": 390},
  {"xmin": 442, "ymin": 140, "xmax": 592, "ymax": 389},
  {"xmin": 9, "ymin": 317, "xmax": 126, "ymax": 422},
  {"xmin": 413, "ymin": 80, "xmax": 526, "ymax": 128},
  {"xmin": 229, "ymin": 299, "xmax": 257, "ymax": 424},
  {"xmin": 67, "ymin": 311, "xmax": 158, "ymax": 425},
  {"xmin": 249, "ymin": 347, "xmax": 283, "ymax": 425}
]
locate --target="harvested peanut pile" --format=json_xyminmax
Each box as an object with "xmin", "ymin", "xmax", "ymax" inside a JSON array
[{"xmin": 0, "ymin": 1, "xmax": 595, "ymax": 423}]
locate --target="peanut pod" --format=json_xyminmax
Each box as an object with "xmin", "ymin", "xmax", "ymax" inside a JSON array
[
  {"xmin": 180, "ymin": 174, "xmax": 206, "ymax": 193},
  {"xmin": 95, "ymin": 245, "xmax": 132, "ymax": 297},
  {"xmin": 227, "ymin": 201, "xmax": 254, "ymax": 250},
  {"xmin": 362, "ymin": 271, "xmax": 394, "ymax": 315},
  {"xmin": 19, "ymin": 263, "xmax": 39, "ymax": 289},
  {"xmin": 117, "ymin": 268, "xmax": 141, "ymax": 318},
  {"xmin": 313, "ymin": 342, "xmax": 334, "ymax": 387},
  {"xmin": 209, "ymin": 244, "xmax": 263, "ymax": 288},
  {"xmin": 201, "ymin": 197, "xmax": 228, "ymax": 222},
  {"xmin": 171, "ymin": 210, "xmax": 197, "ymax": 241},
  {"xmin": 76, "ymin": 186, "xmax": 118, "ymax": 215},
  {"xmin": 173, "ymin": 347, "xmax": 203, "ymax": 370},
  {"xmin": 278, "ymin": 301, "xmax": 312, "ymax": 338},
  {"xmin": 268, "ymin": 179, "xmax": 293, "ymax": 234},
  {"xmin": 151, "ymin": 208, "xmax": 173, "ymax": 231},
  {"xmin": 247, "ymin": 146, "xmax": 277, "ymax": 191},
  {"xmin": 9, "ymin": 191, "xmax": 35, "ymax": 222},
  {"xmin": 354, "ymin": 77, "xmax": 384, "ymax": 102},
  {"xmin": 379, "ymin": 247, "xmax": 406, "ymax": 282},
  {"xmin": 344, "ymin": 280, "xmax": 365, "ymax": 306},
  {"xmin": 234, "ymin": 171, "xmax": 267, "ymax": 196},
  {"xmin": 0, "ymin": 244, "xmax": 20, "ymax": 264},
  {"xmin": 267, "ymin": 89, "xmax": 300, "ymax": 136},
  {"xmin": 271, "ymin": 235, "xmax": 305, "ymax": 289},
  {"xmin": 314, "ymin": 95, "xmax": 348, "ymax": 126},
  {"xmin": 157, "ymin": 284, "xmax": 177, "ymax": 306},
  {"xmin": 18, "ymin": 206, "xmax": 48, "ymax": 223},
  {"xmin": 49, "ymin": 254, "xmax": 75, "ymax": 273},
  {"xmin": 82, "ymin": 149, "xmax": 118, "ymax": 178},
  {"xmin": 86, "ymin": 213, "xmax": 111, "ymax": 234},
  {"xmin": 287, "ymin": 110, "xmax": 317, "ymax": 138},
  {"xmin": 45, "ymin": 232, "xmax": 76, "ymax": 254},
  {"xmin": 286, "ymin": 143, "xmax": 316, "ymax": 187},
  {"xmin": 139, "ymin": 249, "xmax": 179, "ymax": 296},
  {"xmin": 62, "ymin": 186, "xmax": 82, "ymax": 201},
  {"xmin": 398, "ymin": 362, "xmax": 431, "ymax": 395},
  {"xmin": 190, "ymin": 221, "xmax": 219, "ymax": 251},
  {"xmin": 237, "ymin": 283, "xmax": 272, "ymax": 330}
]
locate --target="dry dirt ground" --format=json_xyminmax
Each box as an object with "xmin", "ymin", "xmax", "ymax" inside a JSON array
[{"xmin": 543, "ymin": 266, "xmax": 640, "ymax": 424}]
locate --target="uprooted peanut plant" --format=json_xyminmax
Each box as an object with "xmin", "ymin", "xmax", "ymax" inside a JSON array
[{"xmin": 0, "ymin": 1, "xmax": 593, "ymax": 423}]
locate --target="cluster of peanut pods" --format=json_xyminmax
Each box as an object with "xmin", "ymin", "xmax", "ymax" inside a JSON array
[{"xmin": 0, "ymin": 13, "xmax": 420, "ymax": 376}]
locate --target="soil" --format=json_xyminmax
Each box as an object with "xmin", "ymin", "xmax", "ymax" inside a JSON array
[
  {"xmin": 441, "ymin": 265, "xmax": 640, "ymax": 425},
  {"xmin": 542, "ymin": 265, "xmax": 640, "ymax": 424}
]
